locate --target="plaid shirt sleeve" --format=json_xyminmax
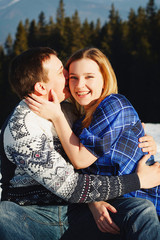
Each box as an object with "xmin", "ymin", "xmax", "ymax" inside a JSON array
[{"xmin": 78, "ymin": 94, "xmax": 142, "ymax": 158}]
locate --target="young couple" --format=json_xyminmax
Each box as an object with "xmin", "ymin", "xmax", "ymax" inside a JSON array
[{"xmin": 1, "ymin": 47, "xmax": 160, "ymax": 240}]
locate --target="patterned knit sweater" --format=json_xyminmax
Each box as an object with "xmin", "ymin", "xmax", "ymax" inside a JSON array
[{"xmin": 1, "ymin": 100, "xmax": 140, "ymax": 205}]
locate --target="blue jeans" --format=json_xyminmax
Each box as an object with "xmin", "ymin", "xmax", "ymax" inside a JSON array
[
  {"xmin": 109, "ymin": 197, "xmax": 160, "ymax": 239},
  {"xmin": 0, "ymin": 198, "xmax": 159, "ymax": 240}
]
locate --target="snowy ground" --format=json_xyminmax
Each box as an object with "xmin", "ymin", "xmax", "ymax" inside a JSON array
[
  {"xmin": 145, "ymin": 123, "xmax": 160, "ymax": 162},
  {"xmin": 0, "ymin": 123, "xmax": 160, "ymax": 198}
]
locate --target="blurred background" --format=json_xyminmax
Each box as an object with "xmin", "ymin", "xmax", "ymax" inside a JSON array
[{"xmin": 0, "ymin": 0, "xmax": 160, "ymax": 127}]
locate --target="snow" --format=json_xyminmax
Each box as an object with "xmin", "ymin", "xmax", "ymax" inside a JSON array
[
  {"xmin": 0, "ymin": 123, "xmax": 160, "ymax": 199},
  {"xmin": 145, "ymin": 123, "xmax": 160, "ymax": 162}
]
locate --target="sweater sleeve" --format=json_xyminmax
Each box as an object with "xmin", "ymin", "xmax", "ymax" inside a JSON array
[
  {"xmin": 68, "ymin": 172, "xmax": 140, "ymax": 203},
  {"xmin": 3, "ymin": 101, "xmax": 140, "ymax": 203}
]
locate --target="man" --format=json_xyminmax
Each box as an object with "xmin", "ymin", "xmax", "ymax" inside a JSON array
[{"xmin": 0, "ymin": 47, "xmax": 160, "ymax": 240}]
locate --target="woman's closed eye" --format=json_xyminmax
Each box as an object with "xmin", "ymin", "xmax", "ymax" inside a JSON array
[
  {"xmin": 85, "ymin": 75, "xmax": 94, "ymax": 79},
  {"xmin": 69, "ymin": 76, "xmax": 78, "ymax": 80},
  {"xmin": 69, "ymin": 74, "xmax": 95, "ymax": 81}
]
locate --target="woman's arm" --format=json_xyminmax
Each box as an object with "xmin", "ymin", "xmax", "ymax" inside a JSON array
[{"xmin": 26, "ymin": 91, "xmax": 98, "ymax": 169}]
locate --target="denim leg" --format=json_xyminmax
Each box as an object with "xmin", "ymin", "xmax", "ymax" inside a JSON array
[
  {"xmin": 0, "ymin": 201, "xmax": 69, "ymax": 240},
  {"xmin": 1, "ymin": 198, "xmax": 158, "ymax": 240},
  {"xmin": 108, "ymin": 197, "xmax": 160, "ymax": 240},
  {"xmin": 0, "ymin": 201, "xmax": 35, "ymax": 240},
  {"xmin": 0, "ymin": 201, "xmax": 121, "ymax": 240}
]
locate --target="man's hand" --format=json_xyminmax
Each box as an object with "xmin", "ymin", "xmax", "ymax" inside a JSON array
[{"xmin": 136, "ymin": 154, "xmax": 160, "ymax": 189}]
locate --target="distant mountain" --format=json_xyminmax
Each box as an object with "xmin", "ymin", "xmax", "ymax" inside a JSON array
[{"xmin": 0, "ymin": 0, "xmax": 160, "ymax": 45}]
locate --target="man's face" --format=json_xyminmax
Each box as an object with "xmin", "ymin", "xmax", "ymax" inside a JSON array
[{"xmin": 43, "ymin": 54, "xmax": 70, "ymax": 102}]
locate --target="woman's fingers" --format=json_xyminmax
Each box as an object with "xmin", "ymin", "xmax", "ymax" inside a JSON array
[
  {"xmin": 50, "ymin": 89, "xmax": 59, "ymax": 103},
  {"xmin": 25, "ymin": 98, "xmax": 40, "ymax": 113},
  {"xmin": 28, "ymin": 93, "xmax": 44, "ymax": 104},
  {"xmin": 97, "ymin": 216, "xmax": 120, "ymax": 234},
  {"xmin": 139, "ymin": 135, "xmax": 157, "ymax": 155}
]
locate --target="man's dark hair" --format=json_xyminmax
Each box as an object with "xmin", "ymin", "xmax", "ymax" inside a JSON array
[{"xmin": 9, "ymin": 47, "xmax": 57, "ymax": 99}]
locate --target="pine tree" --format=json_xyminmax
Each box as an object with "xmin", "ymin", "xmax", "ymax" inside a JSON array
[
  {"xmin": 53, "ymin": 0, "xmax": 66, "ymax": 53},
  {"xmin": 5, "ymin": 34, "xmax": 13, "ymax": 56},
  {"xmin": 136, "ymin": 7, "xmax": 150, "ymax": 59},
  {"xmin": 127, "ymin": 8, "xmax": 138, "ymax": 56},
  {"xmin": 24, "ymin": 19, "xmax": 30, "ymax": 34},
  {"xmin": 48, "ymin": 16, "xmax": 54, "ymax": 28},
  {"xmin": 154, "ymin": 9, "xmax": 160, "ymax": 60},
  {"xmin": 61, "ymin": 17, "xmax": 72, "ymax": 59},
  {"xmin": 100, "ymin": 4, "xmax": 123, "ymax": 61},
  {"xmin": 146, "ymin": 0, "xmax": 156, "ymax": 20},
  {"xmin": 91, "ymin": 19, "xmax": 101, "ymax": 47},
  {"xmin": 28, "ymin": 20, "xmax": 38, "ymax": 47},
  {"xmin": 56, "ymin": 0, "xmax": 65, "ymax": 34},
  {"xmin": 13, "ymin": 21, "xmax": 28, "ymax": 55},
  {"xmin": 37, "ymin": 12, "xmax": 50, "ymax": 46},
  {"xmin": 71, "ymin": 10, "xmax": 83, "ymax": 53},
  {"xmin": 38, "ymin": 11, "xmax": 46, "ymax": 29},
  {"xmin": 0, "ymin": 46, "xmax": 4, "ymax": 82},
  {"xmin": 81, "ymin": 19, "xmax": 92, "ymax": 47},
  {"xmin": 146, "ymin": 0, "xmax": 158, "ymax": 60}
]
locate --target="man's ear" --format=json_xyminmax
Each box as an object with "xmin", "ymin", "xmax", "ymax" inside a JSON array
[{"xmin": 34, "ymin": 82, "xmax": 47, "ymax": 95}]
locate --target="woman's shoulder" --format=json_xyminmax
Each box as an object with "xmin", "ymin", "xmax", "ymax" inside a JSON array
[{"xmin": 101, "ymin": 94, "xmax": 132, "ymax": 108}]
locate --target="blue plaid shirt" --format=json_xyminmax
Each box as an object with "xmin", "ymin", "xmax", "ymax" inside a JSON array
[{"xmin": 73, "ymin": 94, "xmax": 160, "ymax": 215}]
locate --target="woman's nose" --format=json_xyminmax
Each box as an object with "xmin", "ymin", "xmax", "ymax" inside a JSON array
[{"xmin": 76, "ymin": 78, "xmax": 85, "ymax": 88}]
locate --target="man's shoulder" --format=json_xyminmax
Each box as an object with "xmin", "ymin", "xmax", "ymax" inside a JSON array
[
  {"xmin": 10, "ymin": 100, "xmax": 52, "ymax": 126},
  {"xmin": 8, "ymin": 100, "xmax": 31, "ymax": 120},
  {"xmin": 6, "ymin": 100, "xmax": 36, "ymax": 130},
  {"xmin": 4, "ymin": 100, "xmax": 55, "ymax": 142}
]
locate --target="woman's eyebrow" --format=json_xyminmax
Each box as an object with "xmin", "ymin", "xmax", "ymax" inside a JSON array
[
  {"xmin": 85, "ymin": 72, "xmax": 95, "ymax": 74},
  {"xmin": 69, "ymin": 72, "xmax": 76, "ymax": 76},
  {"xmin": 69, "ymin": 72, "xmax": 95, "ymax": 75}
]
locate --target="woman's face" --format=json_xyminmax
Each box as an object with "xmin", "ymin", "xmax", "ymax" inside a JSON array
[{"xmin": 69, "ymin": 58, "xmax": 104, "ymax": 109}]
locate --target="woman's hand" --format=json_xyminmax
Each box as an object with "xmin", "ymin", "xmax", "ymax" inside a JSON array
[
  {"xmin": 139, "ymin": 135, "xmax": 157, "ymax": 155},
  {"xmin": 139, "ymin": 122, "xmax": 157, "ymax": 155},
  {"xmin": 88, "ymin": 201, "xmax": 120, "ymax": 234},
  {"xmin": 136, "ymin": 154, "xmax": 160, "ymax": 189},
  {"xmin": 25, "ymin": 90, "xmax": 62, "ymax": 121}
]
